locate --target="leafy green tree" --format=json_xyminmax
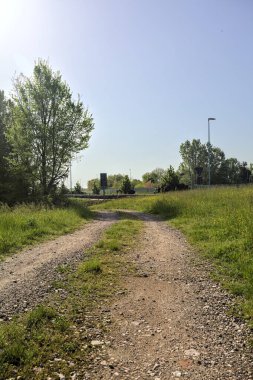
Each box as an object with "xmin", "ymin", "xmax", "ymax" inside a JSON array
[
  {"xmin": 225, "ymin": 158, "xmax": 241, "ymax": 184},
  {"xmin": 142, "ymin": 168, "xmax": 165, "ymax": 185},
  {"xmin": 239, "ymin": 161, "xmax": 251, "ymax": 183},
  {"xmin": 87, "ymin": 178, "xmax": 101, "ymax": 194},
  {"xmin": 121, "ymin": 175, "xmax": 133, "ymax": 194},
  {"xmin": 74, "ymin": 181, "xmax": 82, "ymax": 194},
  {"xmin": 92, "ymin": 182, "xmax": 100, "ymax": 195},
  {"xmin": 209, "ymin": 146, "xmax": 226, "ymax": 184},
  {"xmin": 87, "ymin": 178, "xmax": 100, "ymax": 192},
  {"xmin": 0, "ymin": 91, "xmax": 9, "ymax": 180},
  {"xmin": 0, "ymin": 91, "xmax": 9, "ymax": 164},
  {"xmin": 161, "ymin": 166, "xmax": 179, "ymax": 191},
  {"xmin": 179, "ymin": 139, "xmax": 207, "ymax": 186},
  {"xmin": 131, "ymin": 178, "xmax": 142, "ymax": 187},
  {"xmin": 107, "ymin": 174, "xmax": 124, "ymax": 188},
  {"xmin": 179, "ymin": 139, "xmax": 227, "ymax": 186},
  {"xmin": 0, "ymin": 91, "xmax": 24, "ymax": 202},
  {"xmin": 59, "ymin": 183, "xmax": 69, "ymax": 194},
  {"xmin": 6, "ymin": 59, "xmax": 94, "ymax": 196}
]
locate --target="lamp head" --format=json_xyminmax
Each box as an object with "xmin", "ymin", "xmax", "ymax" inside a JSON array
[{"xmin": 208, "ymin": 117, "xmax": 216, "ymax": 121}]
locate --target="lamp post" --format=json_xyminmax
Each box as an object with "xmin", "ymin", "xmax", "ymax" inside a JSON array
[
  {"xmin": 208, "ymin": 117, "xmax": 216, "ymax": 186},
  {"xmin": 69, "ymin": 160, "xmax": 72, "ymax": 192}
]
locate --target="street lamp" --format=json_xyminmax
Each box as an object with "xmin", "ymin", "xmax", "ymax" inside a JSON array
[
  {"xmin": 65, "ymin": 124, "xmax": 74, "ymax": 193},
  {"xmin": 208, "ymin": 117, "xmax": 216, "ymax": 186}
]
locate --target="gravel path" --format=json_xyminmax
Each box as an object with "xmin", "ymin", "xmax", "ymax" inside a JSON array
[
  {"xmin": 0, "ymin": 211, "xmax": 118, "ymax": 319},
  {"xmin": 0, "ymin": 211, "xmax": 252, "ymax": 379},
  {"xmin": 88, "ymin": 212, "xmax": 253, "ymax": 380}
]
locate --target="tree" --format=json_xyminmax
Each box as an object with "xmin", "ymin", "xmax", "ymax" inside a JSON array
[
  {"xmin": 121, "ymin": 175, "xmax": 133, "ymax": 194},
  {"xmin": 6, "ymin": 59, "xmax": 94, "ymax": 196},
  {"xmin": 142, "ymin": 168, "xmax": 165, "ymax": 185},
  {"xmin": 107, "ymin": 174, "xmax": 124, "ymax": 189},
  {"xmin": 0, "ymin": 91, "xmax": 22, "ymax": 202},
  {"xmin": 239, "ymin": 162, "xmax": 251, "ymax": 184},
  {"xmin": 74, "ymin": 181, "xmax": 82, "ymax": 194},
  {"xmin": 179, "ymin": 139, "xmax": 227, "ymax": 186},
  {"xmin": 92, "ymin": 182, "xmax": 100, "ymax": 195},
  {"xmin": 161, "ymin": 166, "xmax": 179, "ymax": 191},
  {"xmin": 0, "ymin": 91, "xmax": 9, "ymax": 179},
  {"xmin": 0, "ymin": 91, "xmax": 8, "ymax": 164},
  {"xmin": 87, "ymin": 178, "xmax": 101, "ymax": 194},
  {"xmin": 222, "ymin": 158, "xmax": 244, "ymax": 184},
  {"xmin": 179, "ymin": 139, "xmax": 207, "ymax": 187}
]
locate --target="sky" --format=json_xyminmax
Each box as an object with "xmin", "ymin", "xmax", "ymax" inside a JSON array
[{"xmin": 0, "ymin": 0, "xmax": 253, "ymax": 187}]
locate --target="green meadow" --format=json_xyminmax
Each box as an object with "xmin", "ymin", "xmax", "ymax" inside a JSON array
[
  {"xmin": 93, "ymin": 186, "xmax": 253, "ymax": 323},
  {"xmin": 0, "ymin": 199, "xmax": 93, "ymax": 259}
]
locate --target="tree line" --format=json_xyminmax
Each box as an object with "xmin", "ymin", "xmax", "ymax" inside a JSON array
[
  {"xmin": 142, "ymin": 140, "xmax": 252, "ymax": 191},
  {"xmin": 178, "ymin": 139, "xmax": 252, "ymax": 187},
  {"xmin": 0, "ymin": 60, "xmax": 94, "ymax": 203},
  {"xmin": 87, "ymin": 140, "xmax": 252, "ymax": 194}
]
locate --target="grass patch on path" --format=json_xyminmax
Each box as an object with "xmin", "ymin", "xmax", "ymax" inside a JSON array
[
  {"xmin": 0, "ymin": 215, "xmax": 143, "ymax": 379},
  {"xmin": 0, "ymin": 199, "xmax": 94, "ymax": 259},
  {"xmin": 93, "ymin": 187, "xmax": 253, "ymax": 324}
]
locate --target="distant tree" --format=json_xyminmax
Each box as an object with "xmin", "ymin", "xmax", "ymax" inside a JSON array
[
  {"xmin": 87, "ymin": 178, "xmax": 100, "ymax": 193},
  {"xmin": 239, "ymin": 162, "xmax": 251, "ymax": 184},
  {"xmin": 222, "ymin": 160, "xmax": 250, "ymax": 184},
  {"xmin": 59, "ymin": 183, "xmax": 69, "ymax": 194},
  {"xmin": 131, "ymin": 178, "xmax": 142, "ymax": 187},
  {"xmin": 224, "ymin": 158, "xmax": 241, "ymax": 184},
  {"xmin": 74, "ymin": 181, "xmax": 82, "ymax": 194},
  {"xmin": 92, "ymin": 182, "xmax": 100, "ymax": 195},
  {"xmin": 142, "ymin": 168, "xmax": 165, "ymax": 185},
  {"xmin": 209, "ymin": 147, "xmax": 226, "ymax": 184},
  {"xmin": 179, "ymin": 139, "xmax": 207, "ymax": 186},
  {"xmin": 121, "ymin": 175, "xmax": 133, "ymax": 194},
  {"xmin": 6, "ymin": 59, "xmax": 94, "ymax": 196},
  {"xmin": 107, "ymin": 174, "xmax": 124, "ymax": 188},
  {"xmin": 179, "ymin": 139, "xmax": 227, "ymax": 186},
  {"xmin": 161, "ymin": 166, "xmax": 179, "ymax": 191}
]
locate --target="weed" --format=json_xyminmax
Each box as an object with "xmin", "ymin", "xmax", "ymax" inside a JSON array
[
  {"xmin": 26, "ymin": 305, "xmax": 57, "ymax": 329},
  {"xmin": 79, "ymin": 258, "xmax": 102, "ymax": 274},
  {"xmin": 56, "ymin": 264, "xmax": 71, "ymax": 274}
]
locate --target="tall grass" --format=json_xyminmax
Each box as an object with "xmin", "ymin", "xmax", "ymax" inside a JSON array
[
  {"xmin": 93, "ymin": 187, "xmax": 253, "ymax": 322},
  {"xmin": 0, "ymin": 199, "xmax": 93, "ymax": 259}
]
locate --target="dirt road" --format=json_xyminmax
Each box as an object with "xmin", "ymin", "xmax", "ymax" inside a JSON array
[
  {"xmin": 87, "ymin": 213, "xmax": 253, "ymax": 380},
  {"xmin": 0, "ymin": 211, "xmax": 252, "ymax": 379},
  {"xmin": 0, "ymin": 211, "xmax": 118, "ymax": 318}
]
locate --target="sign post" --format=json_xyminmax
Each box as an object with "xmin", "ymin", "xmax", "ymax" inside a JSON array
[{"xmin": 100, "ymin": 173, "xmax": 107, "ymax": 196}]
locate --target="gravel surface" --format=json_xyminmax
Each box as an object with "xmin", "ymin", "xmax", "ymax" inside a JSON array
[
  {"xmin": 0, "ymin": 211, "xmax": 252, "ymax": 379},
  {"xmin": 84, "ymin": 212, "xmax": 253, "ymax": 380}
]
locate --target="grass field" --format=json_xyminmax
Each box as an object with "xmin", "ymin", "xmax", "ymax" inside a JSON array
[
  {"xmin": 0, "ymin": 199, "xmax": 93, "ymax": 259},
  {"xmin": 93, "ymin": 186, "xmax": 253, "ymax": 323}
]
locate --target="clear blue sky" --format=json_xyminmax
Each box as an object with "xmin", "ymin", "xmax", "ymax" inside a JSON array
[{"xmin": 0, "ymin": 0, "xmax": 253, "ymax": 187}]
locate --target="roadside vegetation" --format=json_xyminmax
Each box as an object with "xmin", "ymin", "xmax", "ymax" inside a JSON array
[
  {"xmin": 93, "ymin": 186, "xmax": 253, "ymax": 324},
  {"xmin": 0, "ymin": 199, "xmax": 93, "ymax": 259},
  {"xmin": 0, "ymin": 216, "xmax": 142, "ymax": 379}
]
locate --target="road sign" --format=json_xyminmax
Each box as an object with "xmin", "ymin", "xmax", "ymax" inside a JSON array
[{"xmin": 100, "ymin": 173, "xmax": 107, "ymax": 189}]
